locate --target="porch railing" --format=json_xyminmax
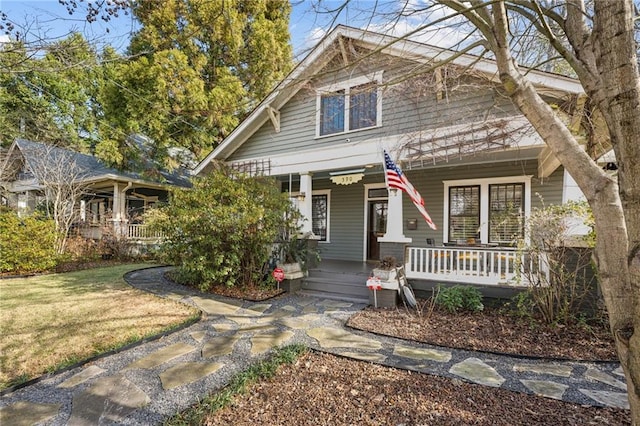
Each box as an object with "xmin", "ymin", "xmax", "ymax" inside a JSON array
[
  {"xmin": 126, "ymin": 224, "xmax": 164, "ymax": 241},
  {"xmin": 405, "ymin": 246, "xmax": 528, "ymax": 286}
]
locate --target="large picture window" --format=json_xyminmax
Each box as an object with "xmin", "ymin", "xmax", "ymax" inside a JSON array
[
  {"xmin": 316, "ymin": 73, "xmax": 382, "ymax": 137},
  {"xmin": 444, "ymin": 176, "xmax": 531, "ymax": 246}
]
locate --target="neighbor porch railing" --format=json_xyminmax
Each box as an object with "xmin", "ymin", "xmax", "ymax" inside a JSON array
[
  {"xmin": 126, "ymin": 224, "xmax": 164, "ymax": 241},
  {"xmin": 405, "ymin": 246, "xmax": 531, "ymax": 286}
]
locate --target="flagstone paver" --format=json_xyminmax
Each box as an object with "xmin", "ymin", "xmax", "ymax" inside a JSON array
[
  {"xmin": 393, "ymin": 345, "xmax": 452, "ymax": 363},
  {"xmin": 296, "ymin": 298, "xmax": 316, "ymax": 306},
  {"xmin": 202, "ymin": 335, "xmax": 241, "ymax": 358},
  {"xmin": 160, "ymin": 362, "xmax": 223, "ymax": 390},
  {"xmin": 58, "ymin": 365, "xmax": 105, "ymax": 388},
  {"xmin": 191, "ymin": 297, "xmax": 243, "ymax": 316},
  {"xmin": 250, "ymin": 330, "xmax": 295, "ymax": 355},
  {"xmin": 579, "ymin": 389, "xmax": 630, "ymax": 409},
  {"xmin": 227, "ymin": 315, "xmax": 254, "ymax": 325},
  {"xmin": 125, "ymin": 342, "xmax": 196, "ymax": 370},
  {"xmin": 0, "ymin": 401, "xmax": 60, "ymax": 426},
  {"xmin": 307, "ymin": 327, "xmax": 382, "ymax": 350},
  {"xmin": 68, "ymin": 375, "xmax": 150, "ymax": 426},
  {"xmin": 190, "ymin": 331, "xmax": 207, "ymax": 343},
  {"xmin": 449, "ymin": 357, "xmax": 506, "ymax": 387},
  {"xmin": 318, "ymin": 300, "xmax": 353, "ymax": 309},
  {"xmin": 279, "ymin": 313, "xmax": 323, "ymax": 330},
  {"xmin": 512, "ymin": 363, "xmax": 573, "ymax": 377},
  {"xmin": 584, "ymin": 368, "xmax": 627, "ymax": 390},
  {"xmin": 248, "ymin": 303, "xmax": 272, "ymax": 313},
  {"xmin": 237, "ymin": 323, "xmax": 280, "ymax": 334},
  {"xmin": 340, "ymin": 351, "xmax": 387, "ymax": 363},
  {"xmin": 303, "ymin": 305, "xmax": 319, "ymax": 314},
  {"xmin": 521, "ymin": 379, "xmax": 568, "ymax": 400},
  {"xmin": 212, "ymin": 322, "xmax": 236, "ymax": 333}
]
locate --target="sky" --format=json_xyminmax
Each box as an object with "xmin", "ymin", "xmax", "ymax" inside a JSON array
[
  {"xmin": 0, "ymin": 0, "xmax": 362, "ymax": 57},
  {"xmin": 0, "ymin": 0, "xmax": 468, "ymax": 59}
]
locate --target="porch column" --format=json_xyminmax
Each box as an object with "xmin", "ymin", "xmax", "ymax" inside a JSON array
[
  {"xmin": 298, "ymin": 172, "xmax": 314, "ymax": 235},
  {"xmin": 379, "ymin": 189, "xmax": 411, "ymax": 243},
  {"xmin": 112, "ymin": 182, "xmax": 131, "ymax": 236}
]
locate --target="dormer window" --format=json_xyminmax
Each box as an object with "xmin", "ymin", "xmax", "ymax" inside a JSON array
[{"xmin": 316, "ymin": 72, "xmax": 382, "ymax": 137}]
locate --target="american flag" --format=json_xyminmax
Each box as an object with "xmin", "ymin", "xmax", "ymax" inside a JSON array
[{"xmin": 384, "ymin": 150, "xmax": 437, "ymax": 230}]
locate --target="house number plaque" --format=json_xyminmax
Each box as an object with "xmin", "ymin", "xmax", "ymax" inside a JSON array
[{"xmin": 330, "ymin": 173, "xmax": 364, "ymax": 185}]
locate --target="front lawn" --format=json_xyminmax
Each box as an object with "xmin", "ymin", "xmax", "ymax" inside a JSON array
[{"xmin": 0, "ymin": 264, "xmax": 199, "ymax": 390}]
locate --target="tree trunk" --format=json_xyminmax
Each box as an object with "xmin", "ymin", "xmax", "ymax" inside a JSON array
[
  {"xmin": 591, "ymin": 1, "xmax": 640, "ymax": 421},
  {"xmin": 488, "ymin": 2, "xmax": 640, "ymax": 421}
]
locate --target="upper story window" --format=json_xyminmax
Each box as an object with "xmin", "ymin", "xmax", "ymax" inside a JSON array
[{"xmin": 316, "ymin": 72, "xmax": 382, "ymax": 137}]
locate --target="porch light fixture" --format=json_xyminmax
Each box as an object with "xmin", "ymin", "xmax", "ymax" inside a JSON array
[{"xmin": 297, "ymin": 192, "xmax": 306, "ymax": 201}]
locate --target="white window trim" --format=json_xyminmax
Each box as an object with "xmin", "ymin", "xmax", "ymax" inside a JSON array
[
  {"xmin": 315, "ymin": 71, "xmax": 383, "ymax": 138},
  {"xmin": 291, "ymin": 189, "xmax": 331, "ymax": 243},
  {"xmin": 443, "ymin": 176, "xmax": 532, "ymax": 245}
]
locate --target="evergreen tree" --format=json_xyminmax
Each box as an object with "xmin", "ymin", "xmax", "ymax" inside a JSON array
[
  {"xmin": 0, "ymin": 33, "xmax": 102, "ymax": 152},
  {"xmin": 99, "ymin": 0, "xmax": 293, "ymax": 168}
]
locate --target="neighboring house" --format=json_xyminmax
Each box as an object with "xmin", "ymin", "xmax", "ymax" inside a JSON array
[
  {"xmin": 193, "ymin": 26, "xmax": 591, "ymax": 300},
  {"xmin": 0, "ymin": 139, "xmax": 191, "ymax": 241}
]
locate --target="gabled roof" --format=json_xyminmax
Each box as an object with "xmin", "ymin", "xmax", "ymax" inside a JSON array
[
  {"xmin": 193, "ymin": 25, "xmax": 584, "ymax": 176},
  {"xmin": 1, "ymin": 139, "xmax": 191, "ymax": 189}
]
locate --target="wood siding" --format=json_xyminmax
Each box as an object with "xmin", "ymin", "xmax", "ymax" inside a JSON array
[{"xmin": 229, "ymin": 55, "xmax": 521, "ymax": 162}]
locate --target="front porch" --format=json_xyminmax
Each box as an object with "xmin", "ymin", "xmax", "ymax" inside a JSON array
[{"xmin": 303, "ymin": 249, "xmax": 530, "ymax": 303}]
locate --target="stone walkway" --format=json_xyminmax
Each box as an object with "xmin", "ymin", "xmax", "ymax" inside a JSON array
[{"xmin": 0, "ymin": 267, "xmax": 629, "ymax": 425}]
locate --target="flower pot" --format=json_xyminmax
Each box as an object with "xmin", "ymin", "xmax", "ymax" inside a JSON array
[
  {"xmin": 372, "ymin": 268, "xmax": 397, "ymax": 282},
  {"xmin": 277, "ymin": 262, "xmax": 305, "ymax": 280}
]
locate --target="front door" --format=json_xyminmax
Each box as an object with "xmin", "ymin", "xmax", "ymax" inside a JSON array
[{"xmin": 367, "ymin": 201, "xmax": 388, "ymax": 260}]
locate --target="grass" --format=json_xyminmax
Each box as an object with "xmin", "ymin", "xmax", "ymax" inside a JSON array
[
  {"xmin": 165, "ymin": 344, "xmax": 307, "ymax": 426},
  {"xmin": 0, "ymin": 264, "xmax": 200, "ymax": 390}
]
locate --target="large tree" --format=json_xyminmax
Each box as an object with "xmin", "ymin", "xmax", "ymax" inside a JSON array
[
  {"xmin": 97, "ymin": 0, "xmax": 293, "ymax": 168},
  {"xmin": 323, "ymin": 0, "xmax": 639, "ymax": 420},
  {"xmin": 0, "ymin": 33, "xmax": 102, "ymax": 151}
]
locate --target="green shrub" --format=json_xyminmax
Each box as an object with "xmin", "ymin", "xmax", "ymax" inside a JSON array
[
  {"xmin": 146, "ymin": 167, "xmax": 300, "ymax": 291},
  {"xmin": 434, "ymin": 285, "xmax": 484, "ymax": 313},
  {"xmin": 0, "ymin": 209, "xmax": 59, "ymax": 273}
]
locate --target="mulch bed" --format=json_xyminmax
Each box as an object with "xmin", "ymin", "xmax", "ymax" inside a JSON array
[
  {"xmin": 347, "ymin": 303, "xmax": 617, "ymax": 361},
  {"xmin": 204, "ymin": 351, "xmax": 630, "ymax": 425}
]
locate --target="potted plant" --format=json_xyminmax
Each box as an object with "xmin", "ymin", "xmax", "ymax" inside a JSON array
[{"xmin": 372, "ymin": 256, "xmax": 400, "ymax": 282}]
